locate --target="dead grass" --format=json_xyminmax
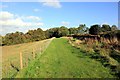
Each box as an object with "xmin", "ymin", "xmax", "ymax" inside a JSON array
[
  {"xmin": 1, "ymin": 38, "xmax": 53, "ymax": 78},
  {"xmin": 69, "ymin": 38, "xmax": 120, "ymax": 75}
]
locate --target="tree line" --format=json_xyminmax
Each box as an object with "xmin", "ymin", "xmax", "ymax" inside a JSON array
[
  {"xmin": 89, "ymin": 24, "xmax": 118, "ymax": 35},
  {"xmin": 1, "ymin": 24, "xmax": 119, "ymax": 46}
]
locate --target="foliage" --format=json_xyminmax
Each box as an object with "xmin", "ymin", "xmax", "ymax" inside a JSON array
[
  {"xmin": 59, "ymin": 26, "xmax": 69, "ymax": 36},
  {"xmin": 26, "ymin": 28, "xmax": 46, "ymax": 41},
  {"xmin": 70, "ymin": 32, "xmax": 120, "ymax": 77},
  {"xmin": 3, "ymin": 32, "xmax": 25, "ymax": 45},
  {"xmin": 89, "ymin": 24, "xmax": 118, "ymax": 35},
  {"xmin": 68, "ymin": 27, "xmax": 78, "ymax": 34},
  {"xmin": 100, "ymin": 30, "xmax": 120, "ymax": 41},
  {"xmin": 101, "ymin": 24, "xmax": 111, "ymax": 32},
  {"xmin": 111, "ymin": 25, "xmax": 118, "ymax": 31},
  {"xmin": 1, "ymin": 24, "xmax": 118, "ymax": 46},
  {"xmin": 78, "ymin": 24, "xmax": 86, "ymax": 33},
  {"xmin": 45, "ymin": 26, "xmax": 69, "ymax": 38},
  {"xmin": 2, "ymin": 28, "xmax": 46, "ymax": 45},
  {"xmin": 89, "ymin": 24, "xmax": 101, "ymax": 35},
  {"xmin": 68, "ymin": 24, "xmax": 89, "ymax": 35}
]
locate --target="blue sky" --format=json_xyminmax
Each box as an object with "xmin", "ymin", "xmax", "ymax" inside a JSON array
[{"xmin": 0, "ymin": 1, "xmax": 118, "ymax": 35}]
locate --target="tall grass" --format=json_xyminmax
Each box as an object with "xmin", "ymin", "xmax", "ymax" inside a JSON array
[
  {"xmin": 68, "ymin": 37, "xmax": 120, "ymax": 78},
  {"xmin": 2, "ymin": 38, "xmax": 53, "ymax": 78}
]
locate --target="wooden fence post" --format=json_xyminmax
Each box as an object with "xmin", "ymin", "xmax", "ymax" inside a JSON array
[
  {"xmin": 20, "ymin": 52, "xmax": 23, "ymax": 69},
  {"xmin": 33, "ymin": 48, "xmax": 35, "ymax": 59}
]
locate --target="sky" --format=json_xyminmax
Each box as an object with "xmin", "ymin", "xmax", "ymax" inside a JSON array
[{"xmin": 0, "ymin": 1, "xmax": 119, "ymax": 35}]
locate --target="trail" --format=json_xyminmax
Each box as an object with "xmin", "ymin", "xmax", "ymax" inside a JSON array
[{"xmin": 16, "ymin": 38, "xmax": 114, "ymax": 78}]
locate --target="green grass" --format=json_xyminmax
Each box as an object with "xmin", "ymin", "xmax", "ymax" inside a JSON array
[
  {"xmin": 2, "ymin": 38, "xmax": 52, "ymax": 78},
  {"xmin": 16, "ymin": 38, "xmax": 114, "ymax": 78}
]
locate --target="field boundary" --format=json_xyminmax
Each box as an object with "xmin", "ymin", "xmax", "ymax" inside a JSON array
[
  {"xmin": 2, "ymin": 37, "xmax": 55, "ymax": 78},
  {"xmin": 40, "ymin": 37, "xmax": 55, "ymax": 55},
  {"xmin": 19, "ymin": 37, "xmax": 55, "ymax": 72},
  {"xmin": 15, "ymin": 37, "xmax": 55, "ymax": 78}
]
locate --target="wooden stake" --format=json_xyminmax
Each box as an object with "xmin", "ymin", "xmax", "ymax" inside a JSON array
[
  {"xmin": 33, "ymin": 48, "xmax": 35, "ymax": 59},
  {"xmin": 20, "ymin": 52, "xmax": 23, "ymax": 69}
]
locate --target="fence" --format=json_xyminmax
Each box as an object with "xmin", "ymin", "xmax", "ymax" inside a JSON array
[
  {"xmin": 19, "ymin": 38, "xmax": 53, "ymax": 70},
  {"xmin": 2, "ymin": 38, "xmax": 54, "ymax": 78}
]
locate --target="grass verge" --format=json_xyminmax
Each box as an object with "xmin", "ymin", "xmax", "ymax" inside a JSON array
[{"xmin": 16, "ymin": 38, "xmax": 114, "ymax": 78}]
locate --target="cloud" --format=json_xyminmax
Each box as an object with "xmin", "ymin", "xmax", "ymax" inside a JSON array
[
  {"xmin": 61, "ymin": 21, "xmax": 69, "ymax": 26},
  {"xmin": 20, "ymin": 16, "xmax": 42, "ymax": 22},
  {"xmin": 42, "ymin": 0, "xmax": 61, "ymax": 8},
  {"xmin": 0, "ymin": 11, "xmax": 44, "ymax": 35},
  {"xmin": 26, "ymin": 16, "xmax": 41, "ymax": 21},
  {"xmin": 0, "ymin": 18, "xmax": 43, "ymax": 27},
  {"xmin": 34, "ymin": 8, "xmax": 40, "ymax": 12},
  {"xmin": 0, "ymin": 11, "xmax": 43, "ymax": 27},
  {"xmin": 0, "ymin": 11, "xmax": 14, "ymax": 20}
]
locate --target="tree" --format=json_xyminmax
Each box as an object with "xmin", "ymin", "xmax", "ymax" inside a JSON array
[
  {"xmin": 45, "ymin": 30, "xmax": 50, "ymax": 39},
  {"xmin": 78, "ymin": 24, "xmax": 86, "ymax": 34},
  {"xmin": 59, "ymin": 26, "xmax": 69, "ymax": 37},
  {"xmin": 89, "ymin": 24, "xmax": 101, "ymax": 35},
  {"xmin": 3, "ymin": 31, "xmax": 25, "ymax": 45},
  {"xmin": 46, "ymin": 27, "xmax": 59, "ymax": 38},
  {"xmin": 69, "ymin": 27, "xmax": 78, "ymax": 34},
  {"xmin": 111, "ymin": 25, "xmax": 118, "ymax": 31},
  {"xmin": 35, "ymin": 28, "xmax": 46, "ymax": 40},
  {"xmin": 101, "ymin": 24, "xmax": 111, "ymax": 32},
  {"xmin": 26, "ymin": 28, "xmax": 46, "ymax": 41},
  {"xmin": 84, "ymin": 27, "xmax": 89, "ymax": 34},
  {"xmin": 2, "ymin": 28, "xmax": 47, "ymax": 46},
  {"xmin": 46, "ymin": 26, "xmax": 69, "ymax": 38},
  {"xmin": 51, "ymin": 28, "xmax": 59, "ymax": 37}
]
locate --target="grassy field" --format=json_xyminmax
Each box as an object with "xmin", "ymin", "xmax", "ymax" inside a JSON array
[
  {"xmin": 16, "ymin": 38, "xmax": 114, "ymax": 78},
  {"xmin": 2, "ymin": 38, "xmax": 53, "ymax": 78},
  {"xmin": 69, "ymin": 37, "xmax": 120, "ymax": 77}
]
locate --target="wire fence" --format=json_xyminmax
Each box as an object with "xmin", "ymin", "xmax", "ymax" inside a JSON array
[
  {"xmin": 21, "ymin": 38, "xmax": 53, "ymax": 69},
  {"xmin": 2, "ymin": 37, "xmax": 54, "ymax": 78}
]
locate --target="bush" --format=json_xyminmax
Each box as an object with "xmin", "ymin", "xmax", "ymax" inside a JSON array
[{"xmin": 89, "ymin": 24, "xmax": 101, "ymax": 35}]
